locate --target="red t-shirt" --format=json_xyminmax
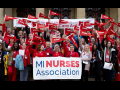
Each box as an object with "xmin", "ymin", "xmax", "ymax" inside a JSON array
[
  {"xmin": 44, "ymin": 48, "xmax": 52, "ymax": 57},
  {"xmin": 90, "ymin": 43, "xmax": 93, "ymax": 51},
  {"xmin": 51, "ymin": 51, "xmax": 63, "ymax": 57},
  {"xmin": 106, "ymin": 49, "xmax": 110, "ymax": 62},
  {"xmin": 34, "ymin": 51, "xmax": 45, "ymax": 57}
]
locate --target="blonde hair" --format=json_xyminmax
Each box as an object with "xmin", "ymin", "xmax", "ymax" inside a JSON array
[
  {"xmin": 83, "ymin": 44, "xmax": 90, "ymax": 53},
  {"xmin": 54, "ymin": 44, "xmax": 60, "ymax": 52}
]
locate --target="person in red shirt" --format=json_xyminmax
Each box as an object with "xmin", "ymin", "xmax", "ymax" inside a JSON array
[
  {"xmin": 63, "ymin": 37, "xmax": 71, "ymax": 57},
  {"xmin": 50, "ymin": 44, "xmax": 63, "ymax": 57},
  {"xmin": 29, "ymin": 43, "xmax": 46, "ymax": 65},
  {"xmin": 89, "ymin": 37, "xmax": 96, "ymax": 51},
  {"xmin": 17, "ymin": 42, "xmax": 31, "ymax": 81},
  {"xmin": 7, "ymin": 42, "xmax": 20, "ymax": 81},
  {"xmin": 19, "ymin": 38, "xmax": 25, "ymax": 49},
  {"xmin": 66, "ymin": 44, "xmax": 79, "ymax": 57},
  {"xmin": 102, "ymin": 40, "xmax": 115, "ymax": 81},
  {"xmin": 63, "ymin": 38, "xmax": 79, "ymax": 57},
  {"xmin": 44, "ymin": 41, "xmax": 52, "ymax": 57}
]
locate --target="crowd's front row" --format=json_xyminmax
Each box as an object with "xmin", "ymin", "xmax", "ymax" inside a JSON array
[{"xmin": 0, "ymin": 26, "xmax": 120, "ymax": 81}]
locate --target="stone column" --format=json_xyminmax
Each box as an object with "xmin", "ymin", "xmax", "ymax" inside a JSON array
[
  {"xmin": 118, "ymin": 8, "xmax": 120, "ymax": 29},
  {"xmin": 76, "ymin": 8, "xmax": 85, "ymax": 19},
  {"xmin": 105, "ymin": 8, "xmax": 110, "ymax": 29},
  {"xmin": 110, "ymin": 8, "xmax": 118, "ymax": 30},
  {"xmin": 0, "ymin": 8, "xmax": 4, "ymax": 30},
  {"xmin": 36, "ymin": 8, "xmax": 45, "ymax": 18},
  {"xmin": 4, "ymin": 8, "xmax": 13, "ymax": 30}
]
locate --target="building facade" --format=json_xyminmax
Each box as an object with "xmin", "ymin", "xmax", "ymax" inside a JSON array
[{"xmin": 0, "ymin": 8, "xmax": 120, "ymax": 30}]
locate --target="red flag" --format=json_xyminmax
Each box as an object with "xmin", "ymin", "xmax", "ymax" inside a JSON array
[
  {"xmin": 39, "ymin": 12, "xmax": 50, "ymax": 19},
  {"xmin": 49, "ymin": 10, "xmax": 61, "ymax": 16},
  {"xmin": 4, "ymin": 32, "xmax": 18, "ymax": 40},
  {"xmin": 118, "ymin": 22, "xmax": 120, "ymax": 27},
  {"xmin": 94, "ymin": 19, "xmax": 99, "ymax": 25},
  {"xmin": 26, "ymin": 39, "xmax": 38, "ymax": 45},
  {"xmin": 0, "ymin": 23, "xmax": 3, "ymax": 26},
  {"xmin": 96, "ymin": 30, "xmax": 107, "ymax": 36},
  {"xmin": 83, "ymin": 21, "xmax": 94, "ymax": 27},
  {"xmin": 21, "ymin": 19, "xmax": 32, "ymax": 23},
  {"xmin": 28, "ymin": 15, "xmax": 38, "ymax": 19},
  {"xmin": 68, "ymin": 34, "xmax": 78, "ymax": 48},
  {"xmin": 48, "ymin": 25, "xmax": 58, "ymax": 31},
  {"xmin": 33, "ymin": 33, "xmax": 46, "ymax": 41},
  {"xmin": 59, "ymin": 19, "xmax": 69, "ymax": 24},
  {"xmin": 51, "ymin": 38, "xmax": 66, "ymax": 43},
  {"xmin": 78, "ymin": 21, "xmax": 83, "ymax": 26},
  {"xmin": 101, "ymin": 14, "xmax": 112, "ymax": 19},
  {"xmin": 36, "ymin": 23, "xmax": 48, "ymax": 29},
  {"xmin": 32, "ymin": 22, "xmax": 37, "ymax": 27},
  {"xmin": 64, "ymin": 28, "xmax": 75, "ymax": 35},
  {"xmin": 4, "ymin": 15, "xmax": 17, "ymax": 22},
  {"xmin": 46, "ymin": 22, "xmax": 58, "ymax": 27},
  {"xmin": 79, "ymin": 31, "xmax": 95, "ymax": 37},
  {"xmin": 80, "ymin": 25, "xmax": 93, "ymax": 31},
  {"xmin": 2, "ymin": 24, "xmax": 6, "ymax": 35},
  {"xmin": 74, "ymin": 25, "xmax": 80, "ymax": 31},
  {"xmin": 31, "ymin": 28, "xmax": 44, "ymax": 34},
  {"xmin": 107, "ymin": 27, "xmax": 119, "ymax": 38},
  {"xmin": 109, "ymin": 19, "xmax": 118, "ymax": 26},
  {"xmin": 17, "ymin": 19, "xmax": 29, "ymax": 27}
]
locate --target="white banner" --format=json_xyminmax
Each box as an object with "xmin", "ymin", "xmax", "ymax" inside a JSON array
[
  {"xmin": 13, "ymin": 17, "xmax": 95, "ymax": 29},
  {"xmin": 33, "ymin": 57, "xmax": 82, "ymax": 80}
]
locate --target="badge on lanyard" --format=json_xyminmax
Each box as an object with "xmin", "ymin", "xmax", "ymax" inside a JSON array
[
  {"xmin": 47, "ymin": 53, "xmax": 49, "ymax": 55},
  {"xmin": 25, "ymin": 55, "xmax": 27, "ymax": 59},
  {"xmin": 106, "ymin": 55, "xmax": 109, "ymax": 58}
]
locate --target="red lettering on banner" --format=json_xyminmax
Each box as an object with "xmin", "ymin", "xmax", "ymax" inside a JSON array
[
  {"xmin": 66, "ymin": 61, "xmax": 70, "ymax": 67},
  {"xmin": 60, "ymin": 60, "xmax": 65, "ymax": 67},
  {"xmin": 46, "ymin": 60, "xmax": 52, "ymax": 67},
  {"xmin": 46, "ymin": 60, "xmax": 79, "ymax": 67},
  {"xmin": 53, "ymin": 60, "xmax": 59, "ymax": 67},
  {"xmin": 71, "ymin": 61, "xmax": 75, "ymax": 67},
  {"xmin": 76, "ymin": 61, "xmax": 79, "ymax": 67}
]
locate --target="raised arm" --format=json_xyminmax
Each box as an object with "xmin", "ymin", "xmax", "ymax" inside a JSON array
[
  {"xmin": 2, "ymin": 40, "xmax": 11, "ymax": 52},
  {"xmin": 97, "ymin": 35, "xmax": 102, "ymax": 51},
  {"xmin": 78, "ymin": 36, "xmax": 83, "ymax": 51},
  {"xmin": 102, "ymin": 34, "xmax": 106, "ymax": 50}
]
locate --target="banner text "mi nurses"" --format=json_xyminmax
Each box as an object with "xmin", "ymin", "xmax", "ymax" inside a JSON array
[{"xmin": 33, "ymin": 57, "xmax": 82, "ymax": 79}]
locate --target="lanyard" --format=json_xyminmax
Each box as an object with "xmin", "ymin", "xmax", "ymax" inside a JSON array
[{"xmin": 69, "ymin": 52, "xmax": 74, "ymax": 57}]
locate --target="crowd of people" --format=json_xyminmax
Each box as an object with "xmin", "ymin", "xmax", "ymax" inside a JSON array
[{"xmin": 0, "ymin": 17, "xmax": 120, "ymax": 81}]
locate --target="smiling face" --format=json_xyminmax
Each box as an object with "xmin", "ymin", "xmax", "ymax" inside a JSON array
[
  {"xmin": 54, "ymin": 44, "xmax": 60, "ymax": 52},
  {"xmin": 29, "ymin": 33, "xmax": 33, "ymax": 40},
  {"xmin": 7, "ymin": 28, "xmax": 11, "ymax": 34},
  {"xmin": 109, "ymin": 34, "xmax": 114, "ymax": 39},
  {"xmin": 46, "ymin": 42, "xmax": 50, "ymax": 49},
  {"xmin": 40, "ymin": 45, "xmax": 44, "ymax": 51},
  {"xmin": 81, "ymin": 38, "xmax": 85, "ymax": 44},
  {"xmin": 91, "ymin": 37, "xmax": 95, "ymax": 44},
  {"xmin": 93, "ymin": 44, "xmax": 97, "ymax": 50},
  {"xmin": 70, "ymin": 45, "xmax": 74, "ymax": 52},
  {"xmin": 107, "ymin": 41, "xmax": 111, "ymax": 48},
  {"xmin": 14, "ymin": 42, "xmax": 18, "ymax": 49},
  {"xmin": 22, "ymin": 42, "xmax": 26, "ymax": 49}
]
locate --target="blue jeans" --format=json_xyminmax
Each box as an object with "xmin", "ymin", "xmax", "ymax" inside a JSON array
[
  {"xmin": 105, "ymin": 69, "xmax": 112, "ymax": 81},
  {"xmin": 20, "ymin": 66, "xmax": 29, "ymax": 81}
]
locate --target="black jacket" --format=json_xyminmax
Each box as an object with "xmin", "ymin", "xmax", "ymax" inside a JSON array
[{"xmin": 91, "ymin": 38, "xmax": 102, "ymax": 62}]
